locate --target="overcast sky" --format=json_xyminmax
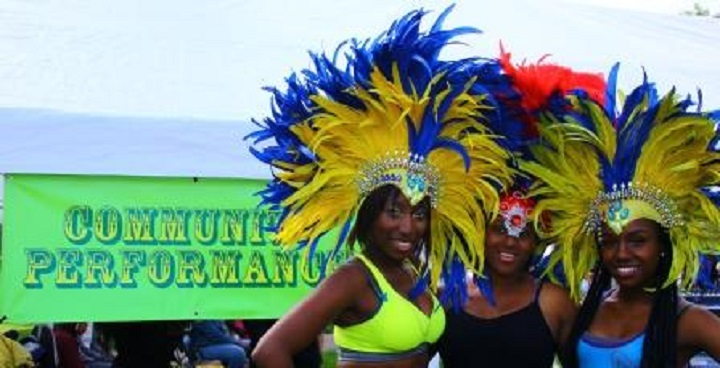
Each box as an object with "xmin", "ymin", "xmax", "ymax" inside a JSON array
[
  {"xmin": 576, "ymin": 0, "xmax": 720, "ymax": 14},
  {"xmin": 1, "ymin": 0, "xmax": 718, "ymax": 121}
]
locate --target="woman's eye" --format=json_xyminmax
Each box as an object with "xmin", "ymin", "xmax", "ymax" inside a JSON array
[
  {"xmin": 601, "ymin": 239, "xmax": 617, "ymax": 248},
  {"xmin": 627, "ymin": 238, "xmax": 646, "ymax": 248},
  {"xmin": 388, "ymin": 207, "xmax": 402, "ymax": 217},
  {"xmin": 412, "ymin": 209, "xmax": 428, "ymax": 219}
]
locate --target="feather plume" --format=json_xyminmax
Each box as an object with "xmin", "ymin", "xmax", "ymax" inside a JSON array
[
  {"xmin": 521, "ymin": 68, "xmax": 720, "ymax": 300},
  {"xmin": 247, "ymin": 7, "xmax": 514, "ymax": 290}
]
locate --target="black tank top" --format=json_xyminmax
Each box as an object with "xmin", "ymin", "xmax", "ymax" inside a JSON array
[{"xmin": 437, "ymin": 282, "xmax": 556, "ymax": 368}]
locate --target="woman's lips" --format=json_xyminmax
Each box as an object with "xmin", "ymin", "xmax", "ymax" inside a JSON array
[
  {"xmin": 499, "ymin": 251, "xmax": 517, "ymax": 263},
  {"xmin": 615, "ymin": 265, "xmax": 641, "ymax": 277},
  {"xmin": 394, "ymin": 240, "xmax": 413, "ymax": 252}
]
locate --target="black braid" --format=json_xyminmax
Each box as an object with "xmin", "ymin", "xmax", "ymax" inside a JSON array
[
  {"xmin": 640, "ymin": 227, "xmax": 676, "ymax": 368},
  {"xmin": 561, "ymin": 264, "xmax": 611, "ymax": 368}
]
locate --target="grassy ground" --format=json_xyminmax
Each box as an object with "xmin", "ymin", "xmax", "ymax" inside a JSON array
[{"xmin": 321, "ymin": 350, "xmax": 337, "ymax": 368}]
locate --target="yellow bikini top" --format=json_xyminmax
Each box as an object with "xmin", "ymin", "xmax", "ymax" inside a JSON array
[{"xmin": 333, "ymin": 254, "xmax": 445, "ymax": 359}]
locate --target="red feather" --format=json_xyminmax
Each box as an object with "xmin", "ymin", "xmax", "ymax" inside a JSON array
[{"xmin": 499, "ymin": 45, "xmax": 606, "ymax": 137}]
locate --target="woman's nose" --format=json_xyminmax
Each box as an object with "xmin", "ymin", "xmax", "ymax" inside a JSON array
[
  {"xmin": 397, "ymin": 213, "xmax": 413, "ymax": 233},
  {"xmin": 615, "ymin": 242, "xmax": 632, "ymax": 260}
]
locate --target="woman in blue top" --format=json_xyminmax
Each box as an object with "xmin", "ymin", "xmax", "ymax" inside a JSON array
[
  {"xmin": 521, "ymin": 67, "xmax": 720, "ymax": 367},
  {"xmin": 566, "ymin": 219, "xmax": 720, "ymax": 367}
]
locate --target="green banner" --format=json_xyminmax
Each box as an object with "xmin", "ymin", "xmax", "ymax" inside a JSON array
[{"xmin": 0, "ymin": 174, "xmax": 347, "ymax": 323}]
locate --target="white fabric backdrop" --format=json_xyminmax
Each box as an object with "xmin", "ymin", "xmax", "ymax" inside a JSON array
[{"xmin": 1, "ymin": 0, "xmax": 719, "ymax": 207}]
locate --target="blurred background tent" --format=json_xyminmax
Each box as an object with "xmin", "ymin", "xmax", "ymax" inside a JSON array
[{"xmin": 0, "ymin": 0, "xmax": 719, "ymax": 214}]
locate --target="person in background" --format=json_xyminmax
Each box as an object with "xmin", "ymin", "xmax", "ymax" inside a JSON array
[
  {"xmin": 77, "ymin": 323, "xmax": 113, "ymax": 368},
  {"xmin": 0, "ymin": 330, "xmax": 34, "ymax": 368},
  {"xmin": 189, "ymin": 320, "xmax": 247, "ymax": 368},
  {"xmin": 100, "ymin": 321, "xmax": 185, "ymax": 368},
  {"xmin": 246, "ymin": 6, "xmax": 514, "ymax": 368},
  {"xmin": 522, "ymin": 67, "xmax": 720, "ymax": 367},
  {"xmin": 54, "ymin": 323, "xmax": 86, "ymax": 368}
]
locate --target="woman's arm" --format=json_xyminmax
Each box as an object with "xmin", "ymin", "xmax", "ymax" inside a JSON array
[
  {"xmin": 678, "ymin": 305, "xmax": 720, "ymax": 361},
  {"xmin": 251, "ymin": 262, "xmax": 365, "ymax": 368},
  {"xmin": 538, "ymin": 282, "xmax": 579, "ymax": 349}
]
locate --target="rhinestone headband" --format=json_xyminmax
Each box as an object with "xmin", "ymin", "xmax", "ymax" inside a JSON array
[
  {"xmin": 357, "ymin": 151, "xmax": 440, "ymax": 207},
  {"xmin": 584, "ymin": 181, "xmax": 684, "ymax": 234}
]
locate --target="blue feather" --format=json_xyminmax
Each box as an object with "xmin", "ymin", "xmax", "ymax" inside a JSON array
[
  {"xmin": 319, "ymin": 217, "xmax": 355, "ymax": 279},
  {"xmin": 474, "ymin": 274, "xmax": 496, "ymax": 307},
  {"xmin": 701, "ymin": 187, "xmax": 720, "ymax": 206},
  {"xmin": 696, "ymin": 255, "xmax": 717, "ymax": 291},
  {"xmin": 409, "ymin": 273, "xmax": 430, "ymax": 301},
  {"xmin": 439, "ymin": 256, "xmax": 469, "ymax": 312},
  {"xmin": 431, "ymin": 138, "xmax": 471, "ymax": 171},
  {"xmin": 598, "ymin": 69, "xmax": 661, "ymax": 189},
  {"xmin": 605, "ymin": 63, "xmax": 620, "ymax": 117}
]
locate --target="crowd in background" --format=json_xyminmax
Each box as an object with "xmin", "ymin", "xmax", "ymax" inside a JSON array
[{"xmin": 0, "ymin": 319, "xmax": 322, "ymax": 368}]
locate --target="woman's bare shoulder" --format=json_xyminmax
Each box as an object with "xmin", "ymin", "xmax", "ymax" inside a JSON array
[
  {"xmin": 539, "ymin": 281, "xmax": 577, "ymax": 316},
  {"xmin": 677, "ymin": 301, "xmax": 720, "ymax": 353},
  {"xmin": 319, "ymin": 257, "xmax": 369, "ymax": 291},
  {"xmin": 541, "ymin": 281, "xmax": 574, "ymax": 304}
]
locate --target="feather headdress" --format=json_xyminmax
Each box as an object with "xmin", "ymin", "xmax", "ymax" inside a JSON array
[
  {"xmin": 492, "ymin": 48, "xmax": 606, "ymax": 229},
  {"xmin": 441, "ymin": 48, "xmax": 606, "ymax": 308},
  {"xmin": 247, "ymin": 7, "xmax": 515, "ymax": 288},
  {"xmin": 521, "ymin": 65, "xmax": 720, "ymax": 300}
]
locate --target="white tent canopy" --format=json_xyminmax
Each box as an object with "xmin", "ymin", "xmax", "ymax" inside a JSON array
[{"xmin": 1, "ymin": 0, "xmax": 720, "ymax": 207}]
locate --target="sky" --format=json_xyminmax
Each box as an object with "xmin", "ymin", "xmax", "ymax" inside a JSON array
[
  {"xmin": 572, "ymin": 0, "xmax": 720, "ymax": 14},
  {"xmin": 1, "ymin": 0, "xmax": 718, "ymax": 122}
]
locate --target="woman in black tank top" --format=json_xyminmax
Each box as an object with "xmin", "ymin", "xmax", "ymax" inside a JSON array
[
  {"xmin": 437, "ymin": 190, "xmax": 577, "ymax": 368},
  {"xmin": 435, "ymin": 50, "xmax": 613, "ymax": 368}
]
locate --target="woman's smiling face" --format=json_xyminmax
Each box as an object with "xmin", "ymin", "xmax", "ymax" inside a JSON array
[
  {"xmin": 368, "ymin": 191, "xmax": 430, "ymax": 262},
  {"xmin": 599, "ymin": 218, "xmax": 663, "ymax": 290},
  {"xmin": 484, "ymin": 218, "xmax": 536, "ymax": 277}
]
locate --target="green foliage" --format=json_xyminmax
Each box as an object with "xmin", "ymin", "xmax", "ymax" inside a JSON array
[{"xmin": 682, "ymin": 2, "xmax": 712, "ymax": 16}]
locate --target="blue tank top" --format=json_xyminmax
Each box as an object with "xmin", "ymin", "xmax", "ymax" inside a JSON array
[{"xmin": 577, "ymin": 331, "xmax": 644, "ymax": 368}]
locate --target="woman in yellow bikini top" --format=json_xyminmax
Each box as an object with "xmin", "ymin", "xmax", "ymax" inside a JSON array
[
  {"xmin": 248, "ymin": 6, "xmax": 515, "ymax": 368},
  {"xmin": 334, "ymin": 253, "xmax": 445, "ymax": 364}
]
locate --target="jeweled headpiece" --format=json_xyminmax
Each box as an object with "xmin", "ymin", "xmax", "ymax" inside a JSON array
[
  {"xmin": 357, "ymin": 151, "xmax": 440, "ymax": 208},
  {"xmin": 521, "ymin": 65, "xmax": 720, "ymax": 300},
  {"xmin": 499, "ymin": 190, "xmax": 535, "ymax": 237},
  {"xmin": 247, "ymin": 7, "xmax": 514, "ymax": 287},
  {"xmin": 585, "ymin": 182, "xmax": 683, "ymax": 236}
]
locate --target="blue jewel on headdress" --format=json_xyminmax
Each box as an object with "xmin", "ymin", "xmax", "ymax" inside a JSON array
[
  {"xmin": 380, "ymin": 173, "xmax": 402, "ymax": 185},
  {"xmin": 408, "ymin": 173, "xmax": 426, "ymax": 192},
  {"xmin": 608, "ymin": 201, "xmax": 630, "ymax": 221}
]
